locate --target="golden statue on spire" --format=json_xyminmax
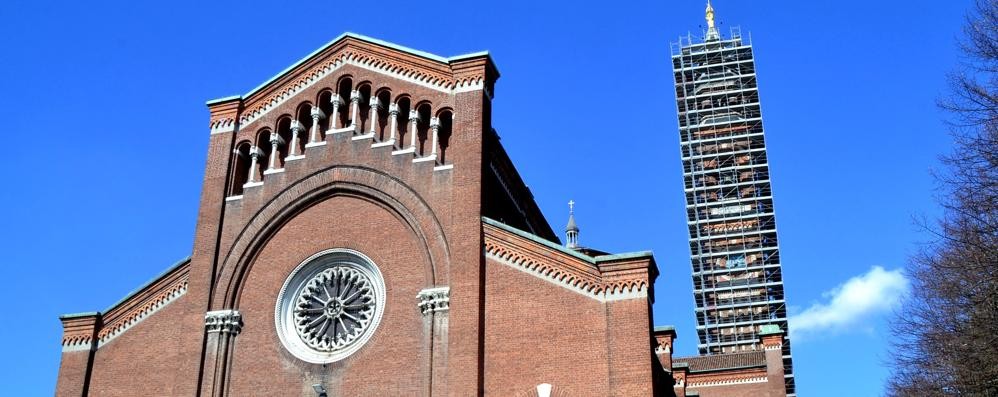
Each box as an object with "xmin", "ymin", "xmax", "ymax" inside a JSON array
[{"xmin": 706, "ymin": 0, "xmax": 716, "ymax": 29}]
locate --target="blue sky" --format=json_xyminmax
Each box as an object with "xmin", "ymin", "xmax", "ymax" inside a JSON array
[{"xmin": 0, "ymin": 0, "xmax": 971, "ymax": 395}]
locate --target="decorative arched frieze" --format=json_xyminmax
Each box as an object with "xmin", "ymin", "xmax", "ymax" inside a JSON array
[
  {"xmin": 236, "ymin": 47, "xmax": 484, "ymax": 130},
  {"xmin": 209, "ymin": 117, "xmax": 236, "ymax": 134},
  {"xmin": 211, "ymin": 165, "xmax": 451, "ymax": 310},
  {"xmin": 96, "ymin": 278, "xmax": 189, "ymax": 348},
  {"xmin": 483, "ymin": 221, "xmax": 651, "ymax": 303}
]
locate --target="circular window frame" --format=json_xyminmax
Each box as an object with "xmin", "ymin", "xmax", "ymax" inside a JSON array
[{"xmin": 275, "ymin": 248, "xmax": 386, "ymax": 364}]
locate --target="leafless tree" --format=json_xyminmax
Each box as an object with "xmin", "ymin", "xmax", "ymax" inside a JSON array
[{"xmin": 887, "ymin": 1, "xmax": 998, "ymax": 396}]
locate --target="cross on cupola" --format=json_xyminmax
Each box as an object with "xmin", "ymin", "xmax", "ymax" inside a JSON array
[{"xmin": 565, "ymin": 200, "xmax": 580, "ymax": 249}]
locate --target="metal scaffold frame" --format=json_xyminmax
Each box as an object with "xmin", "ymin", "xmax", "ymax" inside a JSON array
[{"xmin": 671, "ymin": 26, "xmax": 796, "ymax": 397}]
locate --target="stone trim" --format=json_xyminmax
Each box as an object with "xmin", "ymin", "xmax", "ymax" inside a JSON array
[
  {"xmin": 235, "ymin": 49, "xmax": 484, "ymax": 131},
  {"xmin": 484, "ymin": 221, "xmax": 652, "ymax": 303},
  {"xmin": 209, "ymin": 117, "xmax": 236, "ymax": 134},
  {"xmin": 687, "ymin": 376, "xmax": 768, "ymax": 388},
  {"xmin": 205, "ymin": 310, "xmax": 243, "ymax": 335},
  {"xmin": 97, "ymin": 277, "xmax": 188, "ymax": 348},
  {"xmin": 417, "ymin": 287, "xmax": 450, "ymax": 315},
  {"xmin": 61, "ymin": 331, "xmax": 96, "ymax": 352}
]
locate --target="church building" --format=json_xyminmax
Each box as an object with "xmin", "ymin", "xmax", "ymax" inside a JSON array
[{"xmin": 57, "ymin": 30, "xmax": 789, "ymax": 397}]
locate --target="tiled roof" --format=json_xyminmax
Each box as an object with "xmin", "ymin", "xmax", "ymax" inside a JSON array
[{"xmin": 673, "ymin": 351, "xmax": 766, "ymax": 372}]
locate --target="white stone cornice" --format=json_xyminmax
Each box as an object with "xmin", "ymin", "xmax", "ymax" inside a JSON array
[
  {"xmin": 209, "ymin": 118, "xmax": 236, "ymax": 135},
  {"xmin": 484, "ymin": 250, "xmax": 648, "ymax": 303},
  {"xmin": 687, "ymin": 376, "xmax": 767, "ymax": 388},
  {"xmin": 96, "ymin": 280, "xmax": 188, "ymax": 348},
  {"xmin": 417, "ymin": 287, "xmax": 450, "ymax": 315},
  {"xmin": 205, "ymin": 310, "xmax": 243, "ymax": 335},
  {"xmin": 230, "ymin": 49, "xmax": 485, "ymax": 131}
]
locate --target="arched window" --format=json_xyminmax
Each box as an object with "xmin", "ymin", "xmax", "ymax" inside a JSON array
[
  {"xmin": 356, "ymin": 83, "xmax": 372, "ymax": 135},
  {"xmin": 395, "ymin": 96, "xmax": 411, "ymax": 148},
  {"xmin": 436, "ymin": 109, "xmax": 454, "ymax": 164},
  {"xmin": 228, "ymin": 141, "xmax": 252, "ymax": 196},
  {"xmin": 318, "ymin": 90, "xmax": 335, "ymax": 136},
  {"xmin": 375, "ymin": 89, "xmax": 392, "ymax": 140},
  {"xmin": 255, "ymin": 129, "xmax": 273, "ymax": 178},
  {"xmin": 415, "ymin": 102, "xmax": 432, "ymax": 156},
  {"xmin": 336, "ymin": 77, "xmax": 353, "ymax": 128},
  {"xmin": 275, "ymin": 116, "xmax": 293, "ymax": 168},
  {"xmin": 294, "ymin": 103, "xmax": 312, "ymax": 155}
]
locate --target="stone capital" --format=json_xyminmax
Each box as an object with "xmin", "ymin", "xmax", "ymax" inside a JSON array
[
  {"xmin": 310, "ymin": 105, "xmax": 326, "ymax": 119},
  {"xmin": 249, "ymin": 146, "xmax": 266, "ymax": 158},
  {"xmin": 417, "ymin": 287, "xmax": 450, "ymax": 315},
  {"xmin": 205, "ymin": 310, "xmax": 243, "ymax": 335},
  {"xmin": 269, "ymin": 132, "xmax": 285, "ymax": 145}
]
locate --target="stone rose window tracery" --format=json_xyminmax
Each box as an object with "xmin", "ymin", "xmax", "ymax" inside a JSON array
[
  {"xmin": 294, "ymin": 267, "xmax": 376, "ymax": 351},
  {"xmin": 276, "ymin": 249, "xmax": 385, "ymax": 363}
]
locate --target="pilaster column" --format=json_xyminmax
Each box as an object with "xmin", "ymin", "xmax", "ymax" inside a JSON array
[
  {"xmin": 349, "ymin": 90, "xmax": 361, "ymax": 132},
  {"xmin": 246, "ymin": 146, "xmax": 263, "ymax": 184},
  {"xmin": 429, "ymin": 116, "xmax": 441, "ymax": 157},
  {"xmin": 288, "ymin": 120, "xmax": 304, "ymax": 157},
  {"xmin": 368, "ymin": 97, "xmax": 381, "ymax": 136},
  {"xmin": 417, "ymin": 287, "xmax": 450, "ymax": 396},
  {"xmin": 202, "ymin": 310, "xmax": 243, "ymax": 397},
  {"xmin": 330, "ymin": 94, "xmax": 342, "ymax": 130},
  {"xmin": 387, "ymin": 103, "xmax": 399, "ymax": 143},
  {"xmin": 309, "ymin": 105, "xmax": 325, "ymax": 144},
  {"xmin": 267, "ymin": 132, "xmax": 283, "ymax": 170},
  {"xmin": 408, "ymin": 110, "xmax": 420, "ymax": 150}
]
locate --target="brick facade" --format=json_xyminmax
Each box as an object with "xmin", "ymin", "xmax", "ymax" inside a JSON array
[{"xmin": 55, "ymin": 33, "xmax": 786, "ymax": 396}]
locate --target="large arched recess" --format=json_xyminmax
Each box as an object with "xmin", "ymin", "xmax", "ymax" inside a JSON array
[{"xmin": 211, "ymin": 165, "xmax": 452, "ymax": 310}]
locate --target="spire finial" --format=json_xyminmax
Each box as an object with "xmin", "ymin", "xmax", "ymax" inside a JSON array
[
  {"xmin": 705, "ymin": 0, "xmax": 720, "ymax": 41},
  {"xmin": 706, "ymin": 0, "xmax": 715, "ymax": 29},
  {"xmin": 565, "ymin": 200, "xmax": 579, "ymax": 249}
]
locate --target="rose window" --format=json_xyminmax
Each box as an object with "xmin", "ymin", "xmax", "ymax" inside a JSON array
[
  {"xmin": 293, "ymin": 267, "xmax": 376, "ymax": 351},
  {"xmin": 276, "ymin": 249, "xmax": 386, "ymax": 363}
]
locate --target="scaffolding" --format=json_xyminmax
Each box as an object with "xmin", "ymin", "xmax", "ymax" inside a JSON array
[{"xmin": 671, "ymin": 26, "xmax": 796, "ymax": 397}]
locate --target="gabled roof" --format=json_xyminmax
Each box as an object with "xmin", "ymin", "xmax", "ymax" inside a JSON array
[{"xmin": 206, "ymin": 32, "xmax": 497, "ymax": 104}]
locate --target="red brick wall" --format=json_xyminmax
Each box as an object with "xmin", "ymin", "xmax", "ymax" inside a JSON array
[
  {"xmin": 484, "ymin": 257, "xmax": 611, "ymax": 395},
  {"xmin": 225, "ymin": 196, "xmax": 433, "ymax": 395},
  {"xmin": 605, "ymin": 298, "xmax": 655, "ymax": 396},
  {"xmin": 55, "ymin": 350, "xmax": 91, "ymax": 397},
  {"xmin": 85, "ymin": 295, "xmax": 190, "ymax": 396}
]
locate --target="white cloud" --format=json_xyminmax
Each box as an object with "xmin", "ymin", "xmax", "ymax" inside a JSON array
[{"xmin": 789, "ymin": 266, "xmax": 909, "ymax": 340}]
